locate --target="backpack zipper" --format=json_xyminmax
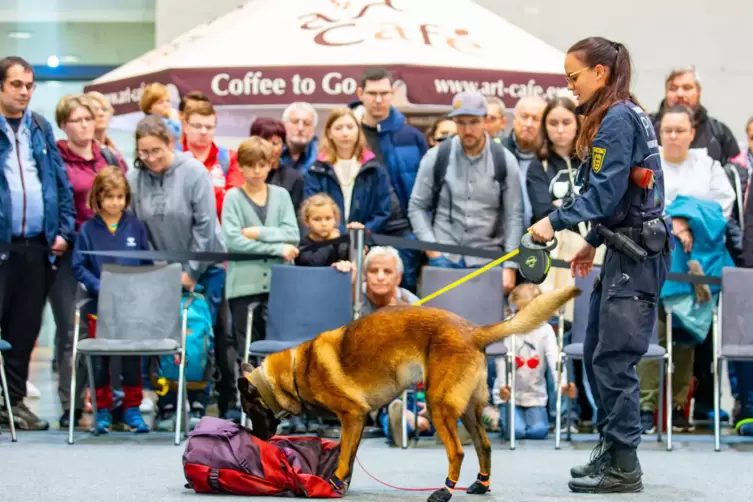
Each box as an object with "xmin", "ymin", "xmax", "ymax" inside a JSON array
[{"xmin": 15, "ymin": 137, "xmax": 27, "ymax": 236}]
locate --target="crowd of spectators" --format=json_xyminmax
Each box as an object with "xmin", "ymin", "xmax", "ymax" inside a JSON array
[{"xmin": 1, "ymin": 55, "xmax": 752, "ymax": 442}]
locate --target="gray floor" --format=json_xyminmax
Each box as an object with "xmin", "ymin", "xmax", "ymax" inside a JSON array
[
  {"xmin": 4, "ymin": 321, "xmax": 749, "ymax": 502},
  {"xmin": 2, "ymin": 432, "xmax": 753, "ymax": 502}
]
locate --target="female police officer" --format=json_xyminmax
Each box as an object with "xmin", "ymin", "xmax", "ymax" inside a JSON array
[{"xmin": 529, "ymin": 37, "xmax": 672, "ymax": 494}]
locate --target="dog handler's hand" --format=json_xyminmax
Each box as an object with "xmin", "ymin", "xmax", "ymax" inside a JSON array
[
  {"xmin": 568, "ymin": 243, "xmax": 596, "ymax": 279},
  {"xmin": 528, "ymin": 216, "xmax": 555, "ymax": 243}
]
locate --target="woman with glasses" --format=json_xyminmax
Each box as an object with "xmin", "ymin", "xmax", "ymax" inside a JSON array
[
  {"xmin": 127, "ymin": 115, "xmax": 227, "ymax": 432},
  {"xmin": 49, "ymin": 94, "xmax": 127, "ymax": 431},
  {"xmin": 529, "ymin": 37, "xmax": 671, "ymax": 494}
]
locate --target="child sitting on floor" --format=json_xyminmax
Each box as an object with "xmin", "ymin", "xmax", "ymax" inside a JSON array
[
  {"xmin": 295, "ymin": 193, "xmax": 351, "ymax": 271},
  {"xmin": 71, "ymin": 166, "xmax": 152, "ymax": 433},
  {"xmin": 493, "ymin": 283, "xmax": 577, "ymax": 440}
]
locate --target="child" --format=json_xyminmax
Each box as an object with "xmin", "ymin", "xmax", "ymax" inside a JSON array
[
  {"xmin": 295, "ymin": 193, "xmax": 351, "ymax": 271},
  {"xmin": 222, "ymin": 135, "xmax": 300, "ymax": 350},
  {"xmin": 71, "ymin": 166, "xmax": 152, "ymax": 434},
  {"xmin": 493, "ymin": 283, "xmax": 577, "ymax": 440}
]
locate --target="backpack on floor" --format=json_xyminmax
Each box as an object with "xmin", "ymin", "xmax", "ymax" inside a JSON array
[
  {"xmin": 150, "ymin": 290, "xmax": 214, "ymax": 393},
  {"xmin": 183, "ymin": 416, "xmax": 343, "ymax": 498}
]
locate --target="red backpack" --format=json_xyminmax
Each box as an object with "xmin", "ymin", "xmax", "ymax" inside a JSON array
[{"xmin": 183, "ymin": 416, "xmax": 344, "ymax": 498}]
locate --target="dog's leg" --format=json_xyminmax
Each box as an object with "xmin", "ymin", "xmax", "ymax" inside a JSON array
[
  {"xmin": 461, "ymin": 400, "xmax": 492, "ymax": 495},
  {"xmin": 426, "ymin": 402, "xmax": 465, "ymax": 502},
  {"xmin": 329, "ymin": 413, "xmax": 366, "ymax": 494}
]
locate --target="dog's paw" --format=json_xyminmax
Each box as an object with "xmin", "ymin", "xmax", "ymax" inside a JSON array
[
  {"xmin": 427, "ymin": 487, "xmax": 453, "ymax": 502},
  {"xmin": 466, "ymin": 480, "xmax": 490, "ymax": 495}
]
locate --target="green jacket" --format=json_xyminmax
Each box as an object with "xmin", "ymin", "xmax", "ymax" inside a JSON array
[{"xmin": 221, "ymin": 185, "xmax": 300, "ymax": 299}]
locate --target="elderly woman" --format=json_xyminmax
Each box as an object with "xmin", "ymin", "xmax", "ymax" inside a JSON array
[
  {"xmin": 85, "ymin": 91, "xmax": 121, "ymax": 156},
  {"xmin": 49, "ymin": 94, "xmax": 127, "ymax": 430},
  {"xmin": 127, "ymin": 115, "xmax": 227, "ymax": 430},
  {"xmin": 637, "ymin": 104, "xmax": 736, "ymax": 434}
]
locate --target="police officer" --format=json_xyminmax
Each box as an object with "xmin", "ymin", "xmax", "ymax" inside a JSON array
[{"xmin": 529, "ymin": 37, "xmax": 672, "ymax": 494}]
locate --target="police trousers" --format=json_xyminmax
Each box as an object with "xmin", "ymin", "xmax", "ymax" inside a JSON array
[{"xmin": 584, "ymin": 248, "xmax": 670, "ymax": 449}]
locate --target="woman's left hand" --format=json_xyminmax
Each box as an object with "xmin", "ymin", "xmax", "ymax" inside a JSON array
[
  {"xmin": 332, "ymin": 260, "xmax": 353, "ymax": 273},
  {"xmin": 528, "ymin": 216, "xmax": 555, "ymax": 243},
  {"xmin": 346, "ymin": 222, "xmax": 365, "ymax": 230}
]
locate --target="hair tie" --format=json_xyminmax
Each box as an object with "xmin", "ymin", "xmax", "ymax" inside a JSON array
[{"xmin": 611, "ymin": 41, "xmax": 620, "ymax": 51}]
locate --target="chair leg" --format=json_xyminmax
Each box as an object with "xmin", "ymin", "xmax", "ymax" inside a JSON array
[
  {"xmin": 240, "ymin": 307, "xmax": 254, "ymax": 429},
  {"xmin": 666, "ymin": 357, "xmax": 673, "ymax": 451},
  {"xmin": 555, "ymin": 355, "xmax": 565, "ymax": 450},
  {"xmin": 85, "ymin": 355, "xmax": 98, "ymax": 435},
  {"xmin": 0, "ymin": 353, "xmax": 17, "ymax": 442},
  {"xmin": 657, "ymin": 360, "xmax": 664, "ymax": 442},
  {"xmin": 713, "ymin": 358, "xmax": 722, "ymax": 452},
  {"xmin": 401, "ymin": 390, "xmax": 408, "ymax": 449},
  {"xmin": 183, "ymin": 380, "xmax": 191, "ymax": 439},
  {"xmin": 509, "ymin": 337, "xmax": 516, "ymax": 450},
  {"xmin": 176, "ymin": 310, "xmax": 189, "ymax": 446}
]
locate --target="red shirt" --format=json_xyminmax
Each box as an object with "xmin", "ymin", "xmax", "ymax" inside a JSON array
[{"xmin": 183, "ymin": 140, "xmax": 241, "ymax": 220}]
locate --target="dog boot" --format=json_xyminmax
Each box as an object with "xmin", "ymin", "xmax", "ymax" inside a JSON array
[
  {"xmin": 95, "ymin": 409, "xmax": 113, "ymax": 434},
  {"xmin": 570, "ymin": 437, "xmax": 610, "ymax": 478},
  {"xmin": 123, "ymin": 407, "xmax": 150, "ymax": 433},
  {"xmin": 568, "ymin": 444, "xmax": 643, "ymax": 493}
]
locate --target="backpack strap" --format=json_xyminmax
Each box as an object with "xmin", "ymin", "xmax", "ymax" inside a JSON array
[
  {"xmin": 489, "ymin": 141, "xmax": 508, "ymax": 238},
  {"xmin": 430, "ymin": 140, "xmax": 453, "ymax": 224},
  {"xmin": 217, "ymin": 147, "xmax": 230, "ymax": 175},
  {"xmin": 99, "ymin": 146, "xmax": 119, "ymax": 167},
  {"xmin": 31, "ymin": 111, "xmax": 48, "ymax": 138}
]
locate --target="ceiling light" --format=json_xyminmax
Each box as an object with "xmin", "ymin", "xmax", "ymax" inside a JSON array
[
  {"xmin": 8, "ymin": 32, "xmax": 32, "ymax": 39},
  {"xmin": 47, "ymin": 55, "xmax": 60, "ymax": 68},
  {"xmin": 60, "ymin": 55, "xmax": 80, "ymax": 63}
]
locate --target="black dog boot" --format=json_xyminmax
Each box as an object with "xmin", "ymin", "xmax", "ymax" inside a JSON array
[
  {"xmin": 568, "ymin": 444, "xmax": 643, "ymax": 493},
  {"xmin": 428, "ymin": 478, "xmax": 456, "ymax": 502},
  {"xmin": 466, "ymin": 472, "xmax": 491, "ymax": 495},
  {"xmin": 570, "ymin": 437, "xmax": 610, "ymax": 478}
]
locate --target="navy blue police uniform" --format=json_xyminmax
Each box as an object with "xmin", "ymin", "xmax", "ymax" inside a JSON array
[{"xmin": 548, "ymin": 101, "xmax": 672, "ymax": 454}]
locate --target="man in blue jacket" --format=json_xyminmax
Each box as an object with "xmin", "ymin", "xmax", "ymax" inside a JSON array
[
  {"xmin": 352, "ymin": 68, "xmax": 428, "ymax": 292},
  {"xmin": 0, "ymin": 56, "xmax": 75, "ymax": 431}
]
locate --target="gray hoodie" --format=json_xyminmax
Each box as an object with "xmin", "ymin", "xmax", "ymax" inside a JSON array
[{"xmin": 128, "ymin": 151, "xmax": 226, "ymax": 281}]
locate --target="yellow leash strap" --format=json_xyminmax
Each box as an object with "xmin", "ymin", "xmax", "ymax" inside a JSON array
[{"xmin": 411, "ymin": 248, "xmax": 521, "ymax": 306}]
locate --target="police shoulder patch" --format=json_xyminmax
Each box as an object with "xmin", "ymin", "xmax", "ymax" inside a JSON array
[{"xmin": 591, "ymin": 147, "xmax": 606, "ymax": 173}]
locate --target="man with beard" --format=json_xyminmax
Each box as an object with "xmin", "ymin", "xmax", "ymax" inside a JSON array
[
  {"xmin": 650, "ymin": 66, "xmax": 739, "ymax": 166},
  {"xmin": 502, "ymin": 95, "xmax": 547, "ymax": 228},
  {"xmin": 408, "ymin": 91, "xmax": 523, "ymax": 297},
  {"xmin": 279, "ymin": 102, "xmax": 319, "ymax": 174}
]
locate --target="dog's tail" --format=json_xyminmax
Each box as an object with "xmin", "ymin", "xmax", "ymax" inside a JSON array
[{"xmin": 472, "ymin": 286, "xmax": 581, "ymax": 349}]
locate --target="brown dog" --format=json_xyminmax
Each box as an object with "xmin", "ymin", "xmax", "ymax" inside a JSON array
[{"xmin": 239, "ymin": 285, "xmax": 580, "ymax": 502}]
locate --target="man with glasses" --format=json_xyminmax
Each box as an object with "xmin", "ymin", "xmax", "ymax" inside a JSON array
[
  {"xmin": 0, "ymin": 56, "xmax": 75, "ymax": 430},
  {"xmin": 485, "ymin": 97, "xmax": 508, "ymax": 140},
  {"xmin": 180, "ymin": 99, "xmax": 238, "ymax": 219},
  {"xmin": 408, "ymin": 91, "xmax": 524, "ymax": 296},
  {"xmin": 280, "ymin": 101, "xmax": 319, "ymax": 175}
]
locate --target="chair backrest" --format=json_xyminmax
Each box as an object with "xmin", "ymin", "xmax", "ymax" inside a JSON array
[
  {"xmin": 266, "ymin": 265, "xmax": 353, "ymax": 343},
  {"xmin": 96, "ymin": 263, "xmax": 183, "ymax": 343},
  {"xmin": 570, "ymin": 267, "xmax": 600, "ymax": 344},
  {"xmin": 419, "ymin": 266, "xmax": 504, "ymax": 325},
  {"xmin": 720, "ymin": 267, "xmax": 753, "ymax": 347}
]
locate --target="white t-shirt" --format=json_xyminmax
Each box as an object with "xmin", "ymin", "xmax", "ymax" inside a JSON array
[{"xmin": 333, "ymin": 157, "xmax": 360, "ymax": 218}]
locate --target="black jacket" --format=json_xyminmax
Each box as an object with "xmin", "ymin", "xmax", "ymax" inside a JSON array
[
  {"xmin": 295, "ymin": 235, "xmax": 350, "ymax": 267},
  {"xmin": 267, "ymin": 165, "xmax": 304, "ymax": 213},
  {"xmin": 526, "ymin": 152, "xmax": 579, "ymax": 224},
  {"xmin": 650, "ymin": 101, "xmax": 740, "ymax": 165}
]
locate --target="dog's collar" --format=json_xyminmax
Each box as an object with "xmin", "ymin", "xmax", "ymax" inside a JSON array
[{"xmin": 249, "ymin": 367, "xmax": 289, "ymax": 420}]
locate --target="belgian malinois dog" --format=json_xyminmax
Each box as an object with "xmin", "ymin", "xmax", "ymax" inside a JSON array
[{"xmin": 239, "ymin": 285, "xmax": 580, "ymax": 502}]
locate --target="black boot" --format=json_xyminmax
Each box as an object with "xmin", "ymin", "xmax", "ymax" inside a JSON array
[
  {"xmin": 570, "ymin": 437, "xmax": 610, "ymax": 478},
  {"xmin": 569, "ymin": 444, "xmax": 643, "ymax": 493}
]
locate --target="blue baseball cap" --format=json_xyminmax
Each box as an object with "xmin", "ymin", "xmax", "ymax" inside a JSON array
[{"xmin": 448, "ymin": 91, "xmax": 488, "ymax": 118}]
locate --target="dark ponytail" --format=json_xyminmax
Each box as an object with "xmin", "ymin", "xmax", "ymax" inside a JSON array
[{"xmin": 568, "ymin": 37, "xmax": 641, "ymax": 158}]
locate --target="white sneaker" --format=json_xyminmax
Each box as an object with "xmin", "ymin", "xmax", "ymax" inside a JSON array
[
  {"xmin": 26, "ymin": 381, "xmax": 41, "ymax": 399},
  {"xmin": 140, "ymin": 396, "xmax": 155, "ymax": 413}
]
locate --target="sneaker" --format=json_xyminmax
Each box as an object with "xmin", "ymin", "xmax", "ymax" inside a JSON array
[
  {"xmin": 640, "ymin": 410, "xmax": 655, "ymax": 434},
  {"xmin": 672, "ymin": 408, "xmax": 695, "ymax": 432},
  {"xmin": 481, "ymin": 405, "xmax": 500, "ymax": 432},
  {"xmin": 155, "ymin": 405, "xmax": 176, "ymax": 432},
  {"xmin": 289, "ymin": 415, "xmax": 307, "ymax": 434},
  {"xmin": 0, "ymin": 402, "xmax": 49, "ymax": 431},
  {"xmin": 95, "ymin": 409, "xmax": 113, "ymax": 434},
  {"xmin": 223, "ymin": 408, "xmax": 242, "ymax": 424},
  {"xmin": 189, "ymin": 401, "xmax": 205, "ymax": 429},
  {"xmin": 570, "ymin": 437, "xmax": 610, "ymax": 478},
  {"xmin": 139, "ymin": 396, "xmax": 156, "ymax": 414},
  {"xmin": 59, "ymin": 409, "xmax": 83, "ymax": 429},
  {"xmin": 26, "ymin": 381, "xmax": 41, "ymax": 399},
  {"xmin": 123, "ymin": 407, "xmax": 150, "ymax": 433},
  {"xmin": 306, "ymin": 418, "xmax": 323, "ymax": 434}
]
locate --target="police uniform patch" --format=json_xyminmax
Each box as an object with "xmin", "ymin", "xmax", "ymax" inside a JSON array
[{"xmin": 591, "ymin": 147, "xmax": 606, "ymax": 173}]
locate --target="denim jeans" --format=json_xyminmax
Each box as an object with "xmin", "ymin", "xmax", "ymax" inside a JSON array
[{"xmin": 500, "ymin": 405, "xmax": 549, "ymax": 439}]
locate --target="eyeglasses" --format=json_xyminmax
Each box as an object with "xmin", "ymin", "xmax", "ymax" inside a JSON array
[
  {"xmin": 137, "ymin": 147, "xmax": 166, "ymax": 160},
  {"xmin": 6, "ymin": 80, "xmax": 36, "ymax": 92},
  {"xmin": 187, "ymin": 123, "xmax": 216, "ymax": 132},
  {"xmin": 565, "ymin": 67, "xmax": 591, "ymax": 86}
]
